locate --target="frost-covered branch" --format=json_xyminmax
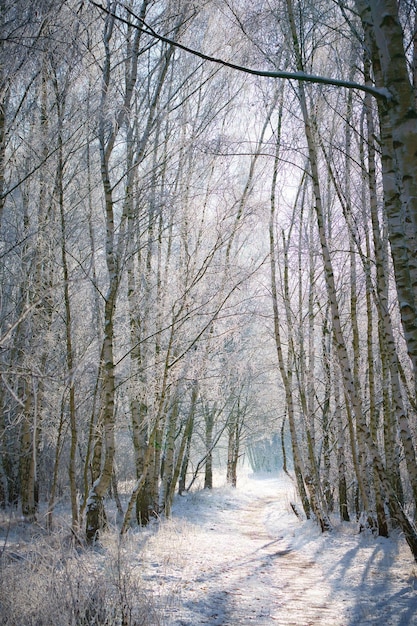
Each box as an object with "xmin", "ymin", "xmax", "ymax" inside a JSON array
[{"xmin": 89, "ymin": 0, "xmax": 391, "ymax": 101}]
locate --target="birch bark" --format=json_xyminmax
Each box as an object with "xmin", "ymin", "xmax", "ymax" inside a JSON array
[{"xmin": 356, "ymin": 0, "xmax": 417, "ymax": 389}]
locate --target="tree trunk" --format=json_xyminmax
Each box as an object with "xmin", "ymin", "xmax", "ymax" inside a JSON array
[
  {"xmin": 360, "ymin": 10, "xmax": 417, "ymax": 513},
  {"xmin": 166, "ymin": 390, "xmax": 197, "ymax": 516},
  {"xmin": 204, "ymin": 406, "xmax": 214, "ymax": 490},
  {"xmin": 20, "ymin": 388, "xmax": 38, "ymax": 522},
  {"xmin": 226, "ymin": 413, "xmax": 240, "ymax": 488},
  {"xmin": 159, "ymin": 397, "xmax": 179, "ymax": 513},
  {"xmin": 178, "ymin": 382, "xmax": 198, "ymax": 495},
  {"xmin": 334, "ymin": 383, "xmax": 350, "ymax": 522},
  {"xmin": 357, "ymin": 0, "xmax": 417, "ymax": 389},
  {"xmin": 269, "ymin": 97, "xmax": 311, "ymax": 520},
  {"xmin": 85, "ymin": 9, "xmax": 119, "ymax": 542}
]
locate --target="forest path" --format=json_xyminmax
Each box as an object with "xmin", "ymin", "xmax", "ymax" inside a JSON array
[
  {"xmin": 219, "ymin": 494, "xmax": 344, "ymax": 625},
  {"xmin": 140, "ymin": 475, "xmax": 349, "ymax": 625}
]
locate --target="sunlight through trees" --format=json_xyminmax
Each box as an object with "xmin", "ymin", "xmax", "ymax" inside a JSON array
[{"xmin": 1, "ymin": 0, "xmax": 417, "ymax": 560}]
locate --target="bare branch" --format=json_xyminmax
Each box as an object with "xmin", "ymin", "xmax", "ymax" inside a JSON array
[{"xmin": 89, "ymin": 0, "xmax": 391, "ymax": 101}]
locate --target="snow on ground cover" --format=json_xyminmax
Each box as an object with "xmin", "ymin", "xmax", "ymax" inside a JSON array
[
  {"xmin": 134, "ymin": 469, "xmax": 417, "ymax": 625},
  {"xmin": 1, "ymin": 469, "xmax": 417, "ymax": 625}
]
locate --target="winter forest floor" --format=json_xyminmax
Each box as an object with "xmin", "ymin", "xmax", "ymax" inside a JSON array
[{"xmin": 1, "ymin": 470, "xmax": 417, "ymax": 625}]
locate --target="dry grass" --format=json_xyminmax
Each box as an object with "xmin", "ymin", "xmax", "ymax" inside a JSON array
[{"xmin": 0, "ymin": 519, "xmax": 165, "ymax": 626}]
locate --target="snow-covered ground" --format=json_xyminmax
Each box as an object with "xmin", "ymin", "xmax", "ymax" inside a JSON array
[
  {"xmin": 2, "ymin": 469, "xmax": 417, "ymax": 625},
  {"xmin": 134, "ymin": 470, "xmax": 417, "ymax": 625}
]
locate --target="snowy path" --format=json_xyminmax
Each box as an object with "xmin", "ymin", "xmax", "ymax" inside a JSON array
[
  {"xmin": 182, "ymin": 495, "xmax": 344, "ymax": 625},
  {"xmin": 137, "ymin": 472, "xmax": 417, "ymax": 625}
]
